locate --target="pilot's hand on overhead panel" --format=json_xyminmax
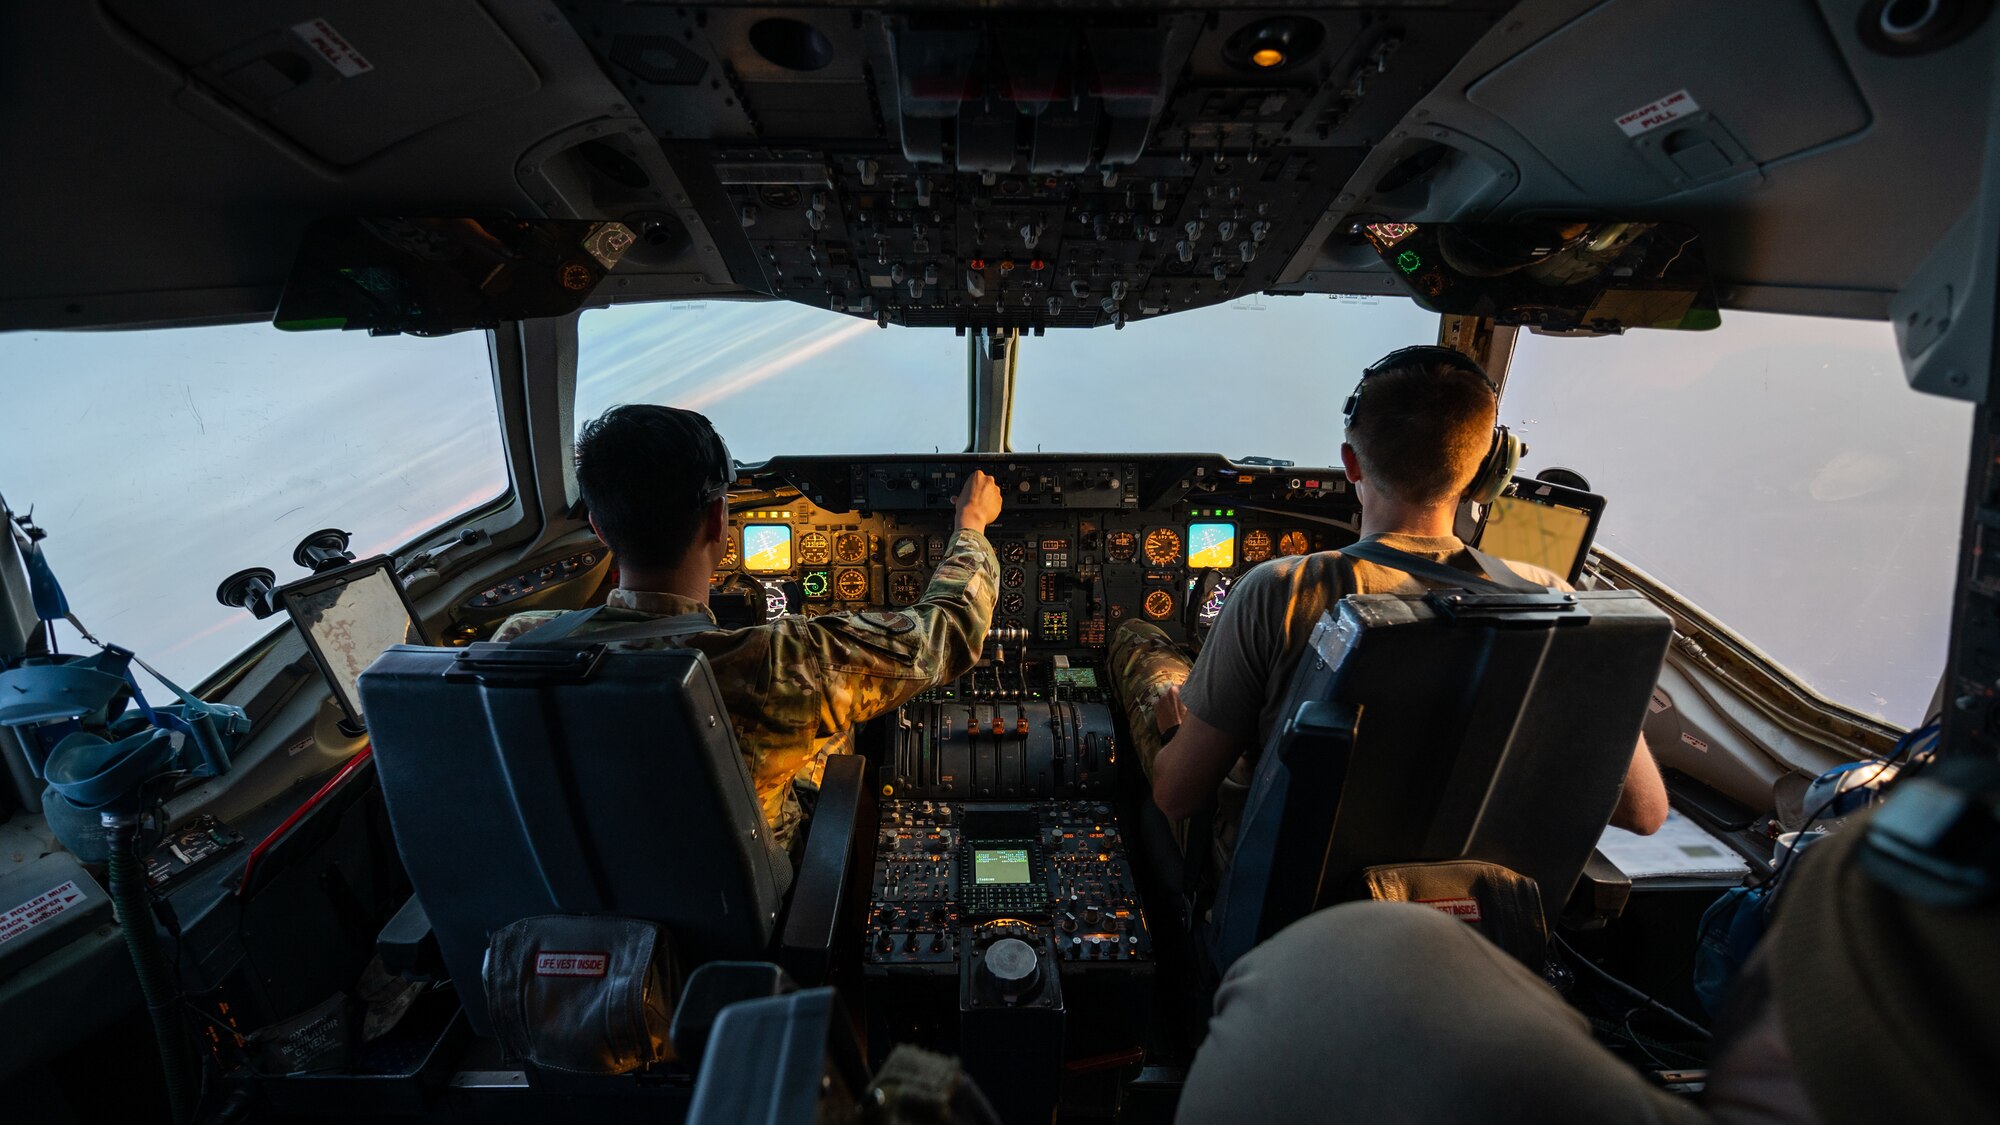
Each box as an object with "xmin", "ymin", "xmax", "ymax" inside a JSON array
[{"xmin": 953, "ymin": 470, "xmax": 1002, "ymax": 536}]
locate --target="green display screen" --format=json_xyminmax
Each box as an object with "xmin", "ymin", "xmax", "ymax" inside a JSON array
[
  {"xmin": 973, "ymin": 848, "xmax": 1032, "ymax": 885},
  {"xmin": 1052, "ymin": 667, "xmax": 1099, "ymax": 689}
]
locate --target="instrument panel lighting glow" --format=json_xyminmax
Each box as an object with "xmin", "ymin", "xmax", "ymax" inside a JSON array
[
  {"xmin": 742, "ymin": 524, "xmax": 792, "ymax": 572},
  {"xmin": 1187, "ymin": 522, "xmax": 1236, "ymax": 569}
]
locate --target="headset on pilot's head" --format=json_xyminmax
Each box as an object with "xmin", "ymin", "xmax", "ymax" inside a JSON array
[{"xmin": 1343, "ymin": 344, "xmax": 1524, "ymax": 506}]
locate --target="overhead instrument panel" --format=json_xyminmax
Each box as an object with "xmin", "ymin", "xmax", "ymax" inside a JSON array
[{"xmin": 554, "ymin": 4, "xmax": 1510, "ymax": 331}]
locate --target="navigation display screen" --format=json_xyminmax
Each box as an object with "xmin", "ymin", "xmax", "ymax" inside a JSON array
[
  {"xmin": 741, "ymin": 524, "xmax": 792, "ymax": 573},
  {"xmin": 1480, "ymin": 487, "xmax": 1601, "ymax": 583},
  {"xmin": 973, "ymin": 848, "xmax": 1032, "ymax": 885},
  {"xmin": 1186, "ymin": 522, "xmax": 1236, "ymax": 569}
]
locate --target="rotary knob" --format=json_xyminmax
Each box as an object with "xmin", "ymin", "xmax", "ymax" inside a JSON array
[{"xmin": 979, "ymin": 937, "xmax": 1042, "ymax": 995}]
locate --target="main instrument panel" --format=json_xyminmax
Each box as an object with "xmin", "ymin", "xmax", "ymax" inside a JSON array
[{"xmin": 715, "ymin": 454, "xmax": 1359, "ymax": 649}]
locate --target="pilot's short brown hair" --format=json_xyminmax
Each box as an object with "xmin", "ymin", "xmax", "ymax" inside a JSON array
[{"xmin": 1343, "ymin": 353, "xmax": 1499, "ymax": 506}]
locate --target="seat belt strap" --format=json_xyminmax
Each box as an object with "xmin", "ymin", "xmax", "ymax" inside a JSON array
[
  {"xmin": 510, "ymin": 607, "xmax": 717, "ymax": 646},
  {"xmin": 1338, "ymin": 540, "xmax": 1549, "ymax": 595}
]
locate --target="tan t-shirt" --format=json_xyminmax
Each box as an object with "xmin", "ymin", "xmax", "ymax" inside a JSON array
[{"xmin": 1180, "ymin": 532, "xmax": 1568, "ymax": 749}]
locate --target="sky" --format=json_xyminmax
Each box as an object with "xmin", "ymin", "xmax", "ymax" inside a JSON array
[{"xmin": 1, "ymin": 296, "xmax": 1972, "ymax": 724}]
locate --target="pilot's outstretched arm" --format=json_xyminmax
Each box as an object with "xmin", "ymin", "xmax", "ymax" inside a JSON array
[{"xmin": 778, "ymin": 471, "xmax": 1003, "ymax": 734}]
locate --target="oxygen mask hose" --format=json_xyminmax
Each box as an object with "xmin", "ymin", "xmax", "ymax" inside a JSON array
[{"xmin": 105, "ymin": 813, "xmax": 195, "ymax": 1125}]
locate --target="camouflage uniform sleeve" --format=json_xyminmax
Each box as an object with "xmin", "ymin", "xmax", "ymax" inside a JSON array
[
  {"xmin": 774, "ymin": 528, "xmax": 999, "ymax": 735},
  {"xmin": 488, "ymin": 610, "xmax": 565, "ymax": 643}
]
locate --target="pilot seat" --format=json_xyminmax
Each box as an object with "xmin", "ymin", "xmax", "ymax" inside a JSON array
[
  {"xmin": 1193, "ymin": 586, "xmax": 1673, "ymax": 973},
  {"xmin": 357, "ymin": 637, "xmax": 872, "ymax": 1048}
]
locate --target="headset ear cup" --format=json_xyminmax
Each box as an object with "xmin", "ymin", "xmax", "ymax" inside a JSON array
[{"xmin": 1467, "ymin": 427, "xmax": 1522, "ymax": 505}]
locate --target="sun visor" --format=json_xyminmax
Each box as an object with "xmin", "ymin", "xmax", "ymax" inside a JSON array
[{"xmin": 103, "ymin": 0, "xmax": 539, "ymax": 167}]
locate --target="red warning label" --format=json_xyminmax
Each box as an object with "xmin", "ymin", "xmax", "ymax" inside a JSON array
[
  {"xmin": 1615, "ymin": 89, "xmax": 1700, "ymax": 137},
  {"xmin": 0, "ymin": 880, "xmax": 84, "ymax": 946},
  {"xmin": 1416, "ymin": 897, "xmax": 1483, "ymax": 924}
]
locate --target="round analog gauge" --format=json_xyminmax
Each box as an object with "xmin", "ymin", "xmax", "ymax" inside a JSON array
[
  {"xmin": 1241, "ymin": 529, "xmax": 1273, "ymax": 564},
  {"xmin": 1106, "ymin": 531, "xmax": 1137, "ymax": 562},
  {"xmin": 801, "ymin": 571, "xmax": 831, "ymax": 598},
  {"xmin": 835, "ymin": 532, "xmax": 869, "ymax": 563},
  {"xmin": 1277, "ymin": 530, "xmax": 1310, "ymax": 557},
  {"xmin": 891, "ymin": 536, "xmax": 922, "ymax": 566},
  {"xmin": 1000, "ymin": 540, "xmax": 1028, "ymax": 564},
  {"xmin": 889, "ymin": 571, "xmax": 923, "ymax": 605},
  {"xmin": 1143, "ymin": 528, "xmax": 1183, "ymax": 567},
  {"xmin": 718, "ymin": 533, "xmax": 740, "ymax": 569},
  {"xmin": 798, "ymin": 531, "xmax": 831, "ymax": 565},
  {"xmin": 835, "ymin": 568, "xmax": 869, "ymax": 600},
  {"xmin": 1003, "ymin": 567, "xmax": 1026, "ymax": 589},
  {"xmin": 1001, "ymin": 592, "xmax": 1025, "ymax": 615},
  {"xmin": 1143, "ymin": 589, "xmax": 1175, "ymax": 619}
]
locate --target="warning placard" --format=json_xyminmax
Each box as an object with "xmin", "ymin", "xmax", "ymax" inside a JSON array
[
  {"xmin": 292, "ymin": 18, "xmax": 374, "ymax": 78},
  {"xmin": 1615, "ymin": 89, "xmax": 1700, "ymax": 137},
  {"xmin": 0, "ymin": 880, "xmax": 85, "ymax": 946}
]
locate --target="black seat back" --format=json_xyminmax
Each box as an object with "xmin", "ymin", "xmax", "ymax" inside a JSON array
[
  {"xmin": 359, "ymin": 642, "xmax": 789, "ymax": 1034},
  {"xmin": 1207, "ymin": 590, "xmax": 1672, "ymax": 970}
]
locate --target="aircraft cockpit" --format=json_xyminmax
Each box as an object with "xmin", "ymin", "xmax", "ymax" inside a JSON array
[{"xmin": 3, "ymin": 2, "xmax": 1999, "ymax": 1122}]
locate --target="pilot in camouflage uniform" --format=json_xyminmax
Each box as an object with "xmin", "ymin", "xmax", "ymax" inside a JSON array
[
  {"xmin": 493, "ymin": 403, "xmax": 1003, "ymax": 852},
  {"xmin": 492, "ymin": 531, "xmax": 998, "ymax": 849}
]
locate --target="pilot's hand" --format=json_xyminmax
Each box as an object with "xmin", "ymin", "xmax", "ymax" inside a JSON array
[
  {"xmin": 1155, "ymin": 684, "xmax": 1189, "ymax": 737},
  {"xmin": 953, "ymin": 470, "xmax": 1002, "ymax": 536}
]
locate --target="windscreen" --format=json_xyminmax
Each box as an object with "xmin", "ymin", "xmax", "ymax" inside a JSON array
[
  {"xmin": 285, "ymin": 563, "xmax": 420, "ymax": 725},
  {"xmin": 0, "ymin": 322, "xmax": 507, "ymax": 686},
  {"xmin": 577, "ymin": 302, "xmax": 965, "ymax": 459},
  {"xmin": 1010, "ymin": 295, "xmax": 1439, "ymax": 463},
  {"xmin": 1506, "ymin": 310, "xmax": 1969, "ymax": 724}
]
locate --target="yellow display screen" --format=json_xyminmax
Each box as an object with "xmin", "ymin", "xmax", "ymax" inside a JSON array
[
  {"xmin": 1186, "ymin": 522, "xmax": 1236, "ymax": 569},
  {"xmin": 741, "ymin": 524, "xmax": 792, "ymax": 573},
  {"xmin": 1481, "ymin": 497, "xmax": 1592, "ymax": 579}
]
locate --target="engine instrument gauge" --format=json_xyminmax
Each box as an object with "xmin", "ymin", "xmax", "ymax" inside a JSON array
[
  {"xmin": 1003, "ymin": 567, "xmax": 1026, "ymax": 589},
  {"xmin": 834, "ymin": 532, "xmax": 869, "ymax": 563},
  {"xmin": 801, "ymin": 570, "xmax": 831, "ymax": 599},
  {"xmin": 1242, "ymin": 529, "xmax": 1273, "ymax": 564},
  {"xmin": 1000, "ymin": 540, "xmax": 1028, "ymax": 564},
  {"xmin": 798, "ymin": 532, "xmax": 831, "ymax": 565},
  {"xmin": 1142, "ymin": 589, "xmax": 1174, "ymax": 619},
  {"xmin": 1001, "ymin": 592, "xmax": 1025, "ymax": 615},
  {"xmin": 891, "ymin": 536, "xmax": 921, "ymax": 566},
  {"xmin": 1142, "ymin": 528, "xmax": 1183, "ymax": 566},
  {"xmin": 889, "ymin": 571, "xmax": 923, "ymax": 605},
  {"xmin": 1278, "ymin": 530, "xmax": 1311, "ymax": 557},
  {"xmin": 927, "ymin": 535, "xmax": 947, "ymax": 564},
  {"xmin": 1106, "ymin": 531, "xmax": 1137, "ymax": 562},
  {"xmin": 835, "ymin": 568, "xmax": 869, "ymax": 600}
]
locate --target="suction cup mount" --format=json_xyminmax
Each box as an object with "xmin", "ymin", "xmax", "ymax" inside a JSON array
[
  {"xmin": 294, "ymin": 529, "xmax": 356, "ymax": 573},
  {"xmin": 215, "ymin": 567, "xmax": 280, "ymax": 619}
]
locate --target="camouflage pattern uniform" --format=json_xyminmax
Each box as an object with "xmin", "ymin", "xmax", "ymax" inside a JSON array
[
  {"xmin": 492, "ymin": 530, "xmax": 998, "ymax": 848},
  {"xmin": 1107, "ymin": 619, "xmax": 1193, "ymax": 782}
]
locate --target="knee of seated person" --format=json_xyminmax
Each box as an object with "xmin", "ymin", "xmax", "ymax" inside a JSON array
[{"xmin": 1223, "ymin": 901, "xmax": 1479, "ymax": 997}]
